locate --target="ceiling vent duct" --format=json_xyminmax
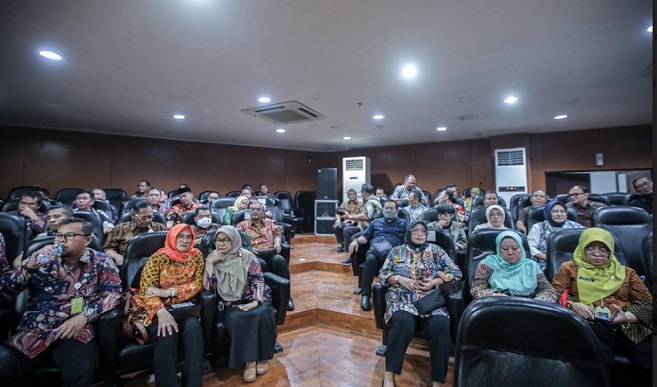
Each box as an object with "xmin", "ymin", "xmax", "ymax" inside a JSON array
[{"xmin": 241, "ymin": 100, "xmax": 326, "ymax": 124}]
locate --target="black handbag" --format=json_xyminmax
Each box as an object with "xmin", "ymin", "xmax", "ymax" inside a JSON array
[
  {"xmin": 167, "ymin": 301, "xmax": 202, "ymax": 320},
  {"xmin": 413, "ymin": 289, "xmax": 446, "ymax": 315}
]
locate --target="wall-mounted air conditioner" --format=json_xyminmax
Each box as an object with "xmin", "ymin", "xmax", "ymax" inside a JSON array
[
  {"xmin": 494, "ymin": 147, "xmax": 528, "ymax": 204},
  {"xmin": 342, "ymin": 156, "xmax": 370, "ymax": 202}
]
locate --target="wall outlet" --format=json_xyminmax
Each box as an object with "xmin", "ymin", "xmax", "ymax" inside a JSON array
[{"xmin": 595, "ymin": 153, "xmax": 604, "ymax": 166}]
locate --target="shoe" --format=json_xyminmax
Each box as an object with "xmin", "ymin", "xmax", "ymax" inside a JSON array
[
  {"xmin": 287, "ymin": 298, "xmax": 295, "ymax": 311},
  {"xmin": 243, "ymin": 362, "xmax": 256, "ymax": 383},
  {"xmin": 360, "ymin": 295, "xmax": 371, "ymax": 311},
  {"xmin": 383, "ymin": 371, "xmax": 395, "ymax": 387},
  {"xmin": 340, "ymin": 256, "xmax": 352, "ymax": 265},
  {"xmin": 352, "ymin": 287, "xmax": 362, "ymax": 295},
  {"xmin": 337, "ymin": 245, "xmax": 346, "ymax": 252},
  {"xmin": 256, "ymin": 360, "xmax": 269, "ymax": 375}
]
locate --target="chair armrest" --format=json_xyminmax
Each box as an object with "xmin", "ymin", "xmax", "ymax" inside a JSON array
[
  {"xmin": 97, "ymin": 308, "xmax": 120, "ymax": 381},
  {"xmin": 264, "ymin": 272, "xmax": 290, "ymax": 326},
  {"xmin": 372, "ymin": 282, "xmax": 388, "ymax": 330},
  {"xmin": 448, "ymin": 291, "xmax": 464, "ymax": 339},
  {"xmin": 280, "ymin": 243, "xmax": 291, "ymax": 262},
  {"xmin": 197, "ymin": 290, "xmax": 217, "ymax": 346}
]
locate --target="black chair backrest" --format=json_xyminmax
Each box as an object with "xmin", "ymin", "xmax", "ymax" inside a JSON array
[
  {"xmin": 422, "ymin": 190, "xmax": 431, "ymax": 204},
  {"xmin": 231, "ymin": 209, "xmax": 250, "ymax": 227},
  {"xmin": 71, "ymin": 211, "xmax": 105, "ymax": 246},
  {"xmin": 181, "ymin": 209, "xmax": 221, "ymax": 226},
  {"xmin": 226, "ymin": 191, "xmax": 240, "ymax": 198},
  {"xmin": 8, "ymin": 186, "xmax": 48, "ymax": 201},
  {"xmin": 428, "ymin": 229, "xmax": 456, "ymax": 262},
  {"xmin": 55, "ymin": 188, "xmax": 85, "ymax": 206},
  {"xmin": 421, "ymin": 208, "xmax": 438, "ymax": 223},
  {"xmin": 210, "ymin": 197, "xmax": 235, "ymax": 212},
  {"xmin": 467, "ymin": 206, "xmax": 515, "ymax": 236},
  {"xmin": 472, "ymin": 195, "xmax": 507, "ymax": 209},
  {"xmin": 121, "ymin": 197, "xmax": 149, "ymax": 215},
  {"xmin": 544, "ymin": 228, "xmax": 628, "ymax": 282},
  {"xmin": 122, "ymin": 232, "xmax": 168, "ymax": 289},
  {"xmin": 592, "ymin": 206, "xmax": 652, "ymax": 282},
  {"xmin": 601, "ymin": 192, "xmax": 629, "ymax": 206},
  {"xmin": 198, "ymin": 191, "xmax": 211, "ymax": 202},
  {"xmin": 118, "ymin": 211, "xmax": 166, "ymax": 225},
  {"xmin": 509, "ymin": 193, "xmax": 531, "ymax": 222},
  {"xmin": 103, "ymin": 188, "xmax": 127, "ymax": 212},
  {"xmin": 454, "ymin": 297, "xmax": 611, "ymax": 387},
  {"xmin": 2, "ymin": 198, "xmax": 50, "ymax": 213},
  {"xmin": 199, "ymin": 229, "xmax": 253, "ymax": 258},
  {"xmin": 0, "ymin": 213, "xmax": 27, "ymax": 261},
  {"xmin": 642, "ymin": 233, "xmax": 652, "ymax": 282},
  {"xmin": 526, "ymin": 204, "xmax": 578, "ymax": 233},
  {"xmin": 275, "ymin": 191, "xmax": 295, "ymax": 215},
  {"xmin": 399, "ymin": 198, "xmax": 409, "ymax": 208},
  {"xmin": 92, "ymin": 200, "xmax": 112, "ymax": 220},
  {"xmin": 586, "ymin": 194, "xmax": 611, "ymax": 206}
]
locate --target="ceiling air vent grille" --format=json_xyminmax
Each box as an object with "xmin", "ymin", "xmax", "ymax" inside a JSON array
[
  {"xmin": 496, "ymin": 150, "xmax": 524, "ymax": 166},
  {"xmin": 241, "ymin": 100, "xmax": 326, "ymax": 125},
  {"xmin": 345, "ymin": 158, "xmax": 364, "ymax": 171}
]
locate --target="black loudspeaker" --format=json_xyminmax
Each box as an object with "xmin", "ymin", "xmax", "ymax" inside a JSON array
[{"xmin": 317, "ymin": 168, "xmax": 338, "ymax": 200}]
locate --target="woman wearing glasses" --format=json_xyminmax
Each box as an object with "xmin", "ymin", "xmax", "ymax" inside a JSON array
[
  {"xmin": 552, "ymin": 228, "xmax": 653, "ymax": 385},
  {"xmin": 472, "ymin": 204, "xmax": 509, "ymax": 233},
  {"xmin": 132, "ymin": 224, "xmax": 205, "ymax": 387},
  {"xmin": 378, "ymin": 221, "xmax": 462, "ymax": 387},
  {"xmin": 203, "ymin": 226, "xmax": 276, "ymax": 383},
  {"xmin": 527, "ymin": 201, "xmax": 582, "ymax": 270}
]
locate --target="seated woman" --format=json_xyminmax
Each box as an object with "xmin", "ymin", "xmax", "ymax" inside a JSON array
[
  {"xmin": 473, "ymin": 204, "xmax": 509, "ymax": 233},
  {"xmin": 552, "ymin": 228, "xmax": 653, "ymax": 382},
  {"xmin": 527, "ymin": 201, "xmax": 582, "ymax": 270},
  {"xmin": 223, "ymin": 195, "xmax": 250, "ymax": 225},
  {"xmin": 378, "ymin": 221, "xmax": 462, "ymax": 387},
  {"xmin": 427, "ymin": 203, "xmax": 467, "ymax": 254},
  {"xmin": 132, "ymin": 224, "xmax": 205, "ymax": 387},
  {"xmin": 463, "ymin": 187, "xmax": 481, "ymax": 212},
  {"xmin": 471, "ymin": 230, "xmax": 557, "ymax": 302},
  {"xmin": 204, "ymin": 226, "xmax": 276, "ymax": 383}
]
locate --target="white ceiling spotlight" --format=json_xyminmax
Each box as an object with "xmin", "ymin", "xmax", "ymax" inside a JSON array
[
  {"xmin": 373, "ymin": 114, "xmax": 384, "ymax": 120},
  {"xmin": 647, "ymin": 26, "xmax": 653, "ymax": 32},
  {"xmin": 39, "ymin": 50, "xmax": 63, "ymax": 60},
  {"xmin": 173, "ymin": 114, "xmax": 186, "ymax": 120},
  {"xmin": 554, "ymin": 115, "xmax": 568, "ymax": 120},
  {"xmin": 401, "ymin": 64, "xmax": 418, "ymax": 79},
  {"xmin": 343, "ymin": 136, "xmax": 352, "ymax": 140},
  {"xmin": 436, "ymin": 126, "xmax": 447, "ymax": 131},
  {"xmin": 503, "ymin": 95, "xmax": 519, "ymax": 104},
  {"xmin": 276, "ymin": 128, "xmax": 286, "ymax": 133},
  {"xmin": 258, "ymin": 97, "xmax": 271, "ymax": 103}
]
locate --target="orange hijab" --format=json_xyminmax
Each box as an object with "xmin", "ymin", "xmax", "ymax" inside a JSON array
[{"xmin": 156, "ymin": 224, "xmax": 201, "ymax": 263}]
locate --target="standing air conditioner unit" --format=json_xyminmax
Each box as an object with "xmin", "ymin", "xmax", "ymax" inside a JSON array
[
  {"xmin": 342, "ymin": 157, "xmax": 370, "ymax": 202},
  {"xmin": 494, "ymin": 147, "xmax": 528, "ymax": 204}
]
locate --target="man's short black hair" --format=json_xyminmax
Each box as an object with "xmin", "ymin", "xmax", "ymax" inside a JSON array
[
  {"xmin": 632, "ymin": 176, "xmax": 652, "ymax": 188},
  {"xmin": 48, "ymin": 204, "xmax": 74, "ymax": 217},
  {"xmin": 445, "ymin": 182, "xmax": 458, "ymax": 189},
  {"xmin": 131, "ymin": 200, "xmax": 152, "ymax": 213},
  {"xmin": 361, "ymin": 184, "xmax": 375, "ymax": 195},
  {"xmin": 196, "ymin": 205, "xmax": 211, "ymax": 213},
  {"xmin": 60, "ymin": 217, "xmax": 93, "ymax": 236},
  {"xmin": 435, "ymin": 203, "xmax": 455, "ymax": 214},
  {"xmin": 409, "ymin": 189, "xmax": 423, "ymax": 201},
  {"xmin": 139, "ymin": 179, "xmax": 151, "ymax": 186},
  {"xmin": 77, "ymin": 190, "xmax": 94, "ymax": 200},
  {"xmin": 383, "ymin": 199, "xmax": 398, "ymax": 210},
  {"xmin": 20, "ymin": 191, "xmax": 43, "ymax": 205},
  {"xmin": 570, "ymin": 185, "xmax": 588, "ymax": 194}
]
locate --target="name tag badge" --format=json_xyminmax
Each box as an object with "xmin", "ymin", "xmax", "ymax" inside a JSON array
[{"xmin": 71, "ymin": 297, "xmax": 84, "ymax": 314}]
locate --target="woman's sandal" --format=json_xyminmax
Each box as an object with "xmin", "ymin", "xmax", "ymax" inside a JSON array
[
  {"xmin": 243, "ymin": 362, "xmax": 257, "ymax": 383},
  {"xmin": 256, "ymin": 360, "xmax": 269, "ymax": 375}
]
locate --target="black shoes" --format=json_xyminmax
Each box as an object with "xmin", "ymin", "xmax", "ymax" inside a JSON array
[
  {"xmin": 340, "ymin": 256, "xmax": 352, "ymax": 265},
  {"xmin": 337, "ymin": 245, "xmax": 346, "ymax": 253},
  {"xmin": 287, "ymin": 298, "xmax": 295, "ymax": 311},
  {"xmin": 360, "ymin": 295, "xmax": 371, "ymax": 311}
]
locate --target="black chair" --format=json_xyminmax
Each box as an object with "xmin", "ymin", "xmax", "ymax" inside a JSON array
[
  {"xmin": 2, "ymin": 198, "xmax": 50, "ymax": 213},
  {"xmin": 294, "ymin": 190, "xmax": 314, "ymax": 232},
  {"xmin": 103, "ymin": 188, "xmax": 128, "ymax": 214},
  {"xmin": 118, "ymin": 211, "xmax": 167, "ymax": 225},
  {"xmin": 588, "ymin": 194, "xmax": 611, "ymax": 206},
  {"xmin": 642, "ymin": 233, "xmax": 652, "ymax": 283},
  {"xmin": 275, "ymin": 191, "xmax": 304, "ymax": 233},
  {"xmin": 421, "ymin": 208, "xmax": 438, "ymax": 223},
  {"xmin": 55, "ymin": 188, "xmax": 85, "ymax": 206},
  {"xmin": 72, "ymin": 210, "xmax": 106, "ymax": 246},
  {"xmin": 509, "ymin": 193, "xmax": 531, "ymax": 222},
  {"xmin": 107, "ymin": 232, "xmax": 216, "ymax": 381},
  {"xmin": 398, "ymin": 198, "xmax": 409, "ymax": 208},
  {"xmin": 225, "ymin": 191, "xmax": 240, "ymax": 198},
  {"xmin": 372, "ymin": 229, "xmax": 461, "ymax": 355},
  {"xmin": 454, "ymin": 297, "xmax": 611, "ymax": 387},
  {"xmin": 525, "ymin": 203, "xmax": 578, "ymax": 233},
  {"xmin": 467, "ymin": 206, "xmax": 515, "ymax": 236},
  {"xmin": 198, "ymin": 191, "xmax": 211, "ymax": 203},
  {"xmin": 90, "ymin": 199, "xmax": 113, "ymax": 222},
  {"xmin": 209, "ymin": 198, "xmax": 235, "ymax": 224},
  {"xmin": 472, "ymin": 195, "xmax": 507, "ymax": 209},
  {"xmin": 592, "ymin": 206, "xmax": 653, "ymax": 288},
  {"xmin": 7, "ymin": 186, "xmax": 49, "ymax": 201},
  {"xmin": 602, "ymin": 192, "xmax": 630, "ymax": 206},
  {"xmin": 181, "ymin": 209, "xmax": 221, "ymax": 226},
  {"xmin": 422, "ymin": 190, "xmax": 431, "ymax": 205}
]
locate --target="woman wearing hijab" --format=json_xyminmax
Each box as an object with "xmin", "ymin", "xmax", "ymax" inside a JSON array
[
  {"xmin": 463, "ymin": 187, "xmax": 481, "ymax": 212},
  {"xmin": 471, "ymin": 231, "xmax": 557, "ymax": 302},
  {"xmin": 204, "ymin": 226, "xmax": 276, "ymax": 383},
  {"xmin": 378, "ymin": 221, "xmax": 462, "ymax": 387},
  {"xmin": 527, "ymin": 201, "xmax": 583, "ymax": 269},
  {"xmin": 223, "ymin": 196, "xmax": 250, "ymax": 225},
  {"xmin": 552, "ymin": 228, "xmax": 652, "ymax": 383},
  {"xmin": 473, "ymin": 204, "xmax": 509, "ymax": 233},
  {"xmin": 427, "ymin": 203, "xmax": 467, "ymax": 253},
  {"xmin": 132, "ymin": 224, "xmax": 205, "ymax": 387}
]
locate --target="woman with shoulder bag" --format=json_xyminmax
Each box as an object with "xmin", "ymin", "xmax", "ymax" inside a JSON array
[{"xmin": 378, "ymin": 221, "xmax": 462, "ymax": 387}]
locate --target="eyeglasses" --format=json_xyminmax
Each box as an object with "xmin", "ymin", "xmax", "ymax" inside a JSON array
[
  {"xmin": 584, "ymin": 246, "xmax": 610, "ymax": 255},
  {"xmin": 215, "ymin": 238, "xmax": 231, "ymax": 244},
  {"xmin": 54, "ymin": 233, "xmax": 89, "ymax": 242},
  {"xmin": 551, "ymin": 210, "xmax": 567, "ymax": 215},
  {"xmin": 568, "ymin": 193, "xmax": 584, "ymax": 198},
  {"xmin": 410, "ymin": 228, "xmax": 428, "ymax": 235},
  {"xmin": 635, "ymin": 181, "xmax": 652, "ymax": 189}
]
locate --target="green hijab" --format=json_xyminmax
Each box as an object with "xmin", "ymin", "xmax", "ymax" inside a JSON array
[
  {"xmin": 573, "ymin": 227, "xmax": 626, "ymax": 306},
  {"xmin": 480, "ymin": 231, "xmax": 542, "ymax": 296}
]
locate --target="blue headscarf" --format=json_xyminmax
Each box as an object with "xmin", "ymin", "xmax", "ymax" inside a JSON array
[
  {"xmin": 480, "ymin": 231, "xmax": 542, "ymax": 296},
  {"xmin": 544, "ymin": 201, "xmax": 567, "ymax": 227}
]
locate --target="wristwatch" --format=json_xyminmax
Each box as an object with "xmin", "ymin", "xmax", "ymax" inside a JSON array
[
  {"xmin": 82, "ymin": 308, "xmax": 95, "ymax": 321},
  {"xmin": 394, "ymin": 275, "xmax": 400, "ymax": 284},
  {"xmin": 566, "ymin": 301, "xmax": 573, "ymax": 309}
]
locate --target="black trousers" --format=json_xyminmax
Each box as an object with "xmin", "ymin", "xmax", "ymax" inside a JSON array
[
  {"xmin": 361, "ymin": 252, "xmax": 386, "ymax": 296},
  {"xmin": 342, "ymin": 226, "xmax": 361, "ymax": 248},
  {"xmin": 147, "ymin": 316, "xmax": 204, "ymax": 387},
  {"xmin": 333, "ymin": 222, "xmax": 347, "ymax": 244},
  {"xmin": 386, "ymin": 311, "xmax": 451, "ymax": 383},
  {"xmin": 258, "ymin": 254, "xmax": 290, "ymax": 281},
  {"xmin": 0, "ymin": 338, "xmax": 98, "ymax": 387}
]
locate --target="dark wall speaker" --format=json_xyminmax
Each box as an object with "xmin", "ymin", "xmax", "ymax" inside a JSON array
[{"xmin": 317, "ymin": 168, "xmax": 338, "ymax": 200}]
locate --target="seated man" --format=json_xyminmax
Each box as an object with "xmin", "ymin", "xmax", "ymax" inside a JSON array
[
  {"xmin": 257, "ymin": 184, "xmax": 276, "ymax": 198},
  {"xmin": 146, "ymin": 187, "xmax": 170, "ymax": 216},
  {"xmin": 339, "ymin": 184, "xmax": 382, "ymax": 265},
  {"xmin": 37, "ymin": 204, "xmax": 74, "ymax": 239},
  {"xmin": 0, "ymin": 218, "xmax": 122, "ymax": 386},
  {"xmin": 205, "ymin": 191, "xmax": 220, "ymax": 205},
  {"xmin": 375, "ymin": 187, "xmax": 387, "ymax": 198},
  {"xmin": 237, "ymin": 201, "xmax": 295, "ymax": 311},
  {"xmin": 390, "ymin": 174, "xmax": 429, "ymax": 206},
  {"xmin": 333, "ymin": 189, "xmax": 363, "ymax": 253},
  {"xmin": 348, "ymin": 200, "xmax": 407, "ymax": 311},
  {"xmin": 402, "ymin": 189, "xmax": 427, "ymax": 222},
  {"xmin": 240, "ymin": 187, "xmax": 253, "ymax": 200},
  {"xmin": 91, "ymin": 188, "xmax": 118, "ymax": 224},
  {"xmin": 8, "ymin": 192, "xmax": 47, "ymax": 242},
  {"xmin": 103, "ymin": 201, "xmax": 166, "ymax": 266},
  {"xmin": 566, "ymin": 185, "xmax": 606, "ymax": 227},
  {"xmin": 166, "ymin": 186, "xmax": 200, "ymax": 229},
  {"xmin": 516, "ymin": 189, "xmax": 548, "ymax": 234},
  {"xmin": 132, "ymin": 179, "xmax": 151, "ymax": 198},
  {"xmin": 74, "ymin": 191, "xmax": 114, "ymax": 234},
  {"xmin": 629, "ymin": 177, "xmax": 653, "ymax": 215},
  {"xmin": 483, "ymin": 191, "xmax": 500, "ymax": 207},
  {"xmin": 191, "ymin": 205, "xmax": 221, "ymax": 246}
]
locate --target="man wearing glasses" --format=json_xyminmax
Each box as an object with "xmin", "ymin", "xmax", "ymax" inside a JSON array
[
  {"xmin": 0, "ymin": 218, "xmax": 122, "ymax": 386},
  {"xmin": 629, "ymin": 177, "xmax": 653, "ymax": 215},
  {"xmin": 566, "ymin": 185, "xmax": 606, "ymax": 227},
  {"xmin": 104, "ymin": 201, "xmax": 166, "ymax": 266}
]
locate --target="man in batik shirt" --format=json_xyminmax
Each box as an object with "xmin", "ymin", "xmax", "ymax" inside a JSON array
[{"xmin": 166, "ymin": 186, "xmax": 200, "ymax": 229}]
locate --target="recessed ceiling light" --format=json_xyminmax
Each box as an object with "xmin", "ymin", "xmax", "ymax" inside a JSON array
[
  {"xmin": 39, "ymin": 50, "xmax": 62, "ymax": 60},
  {"xmin": 373, "ymin": 114, "xmax": 384, "ymax": 120},
  {"xmin": 436, "ymin": 126, "xmax": 447, "ymax": 131},
  {"xmin": 554, "ymin": 115, "xmax": 568, "ymax": 120},
  {"xmin": 276, "ymin": 128, "xmax": 286, "ymax": 133},
  {"xmin": 648, "ymin": 26, "xmax": 653, "ymax": 32},
  {"xmin": 258, "ymin": 97, "xmax": 271, "ymax": 103},
  {"xmin": 504, "ymin": 96, "xmax": 518, "ymax": 104},
  {"xmin": 401, "ymin": 64, "xmax": 418, "ymax": 79},
  {"xmin": 173, "ymin": 114, "xmax": 185, "ymax": 120},
  {"xmin": 343, "ymin": 136, "xmax": 352, "ymax": 140}
]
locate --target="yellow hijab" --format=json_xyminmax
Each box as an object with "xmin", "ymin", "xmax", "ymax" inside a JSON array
[{"xmin": 572, "ymin": 228, "xmax": 626, "ymax": 306}]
